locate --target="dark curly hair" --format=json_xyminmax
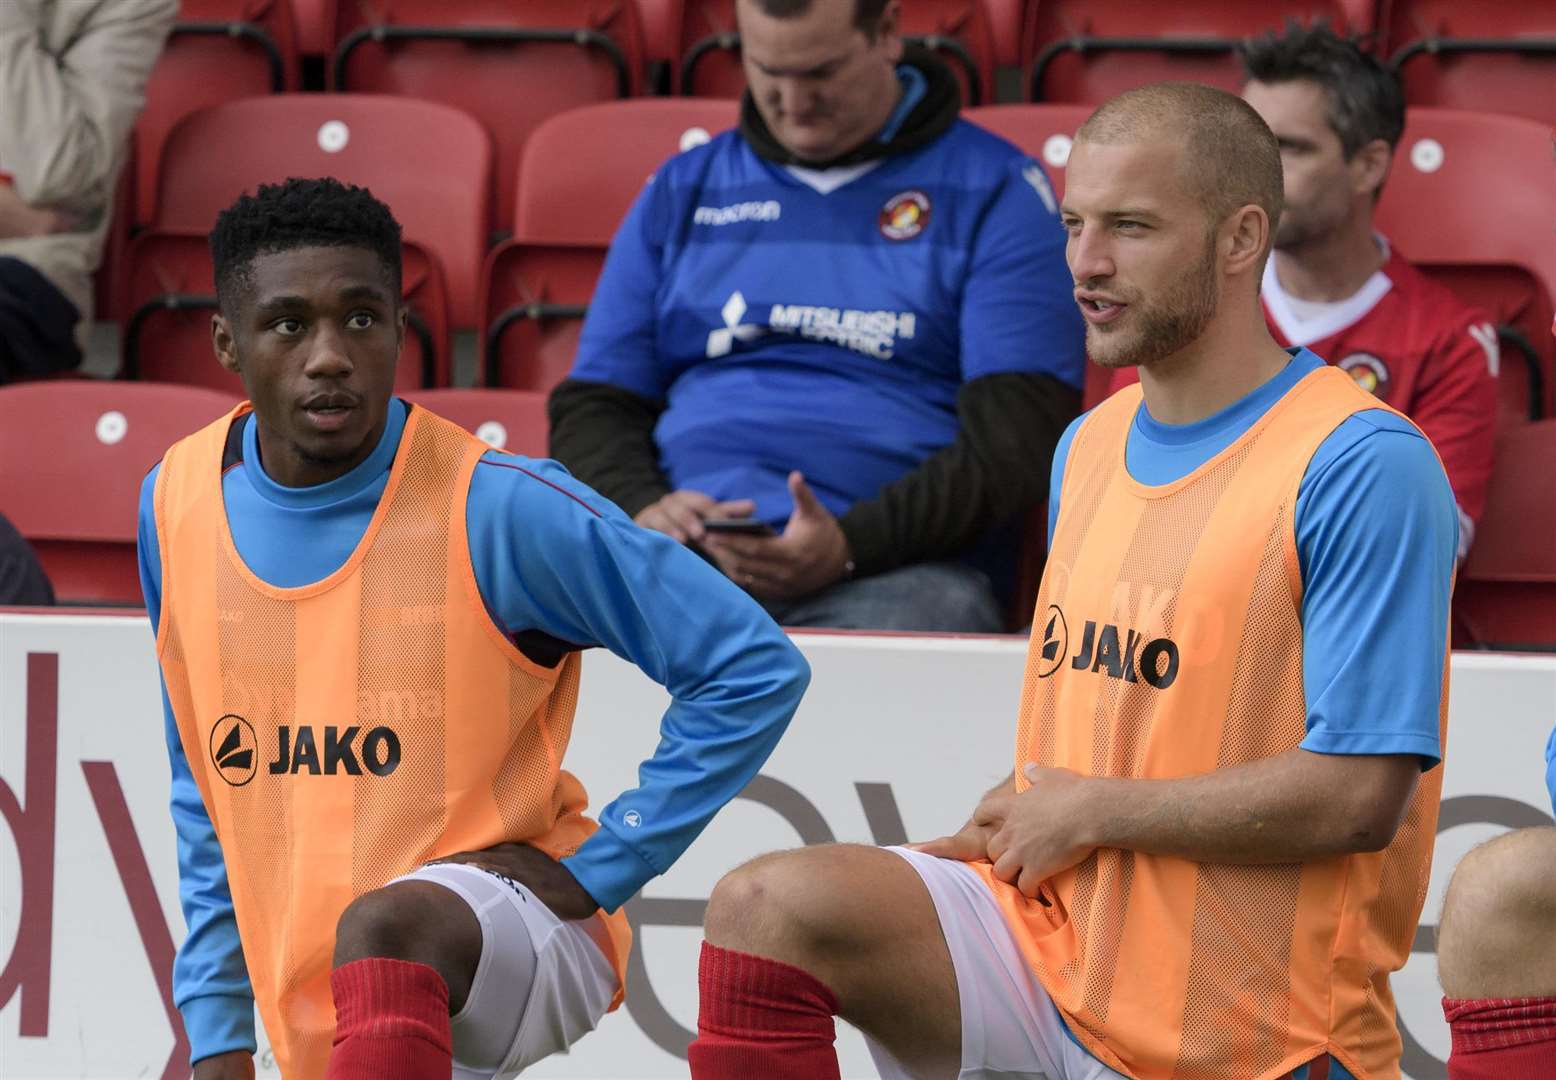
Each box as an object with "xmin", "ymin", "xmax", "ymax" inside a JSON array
[
  {"xmin": 1239, "ymin": 21, "xmax": 1404, "ymax": 162},
  {"xmin": 209, "ymin": 176, "xmax": 402, "ymax": 313},
  {"xmin": 747, "ymin": 0, "xmax": 890, "ymax": 39}
]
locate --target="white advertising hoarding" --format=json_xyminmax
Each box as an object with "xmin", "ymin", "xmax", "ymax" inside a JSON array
[{"xmin": 2, "ymin": 612, "xmax": 1552, "ymax": 1079}]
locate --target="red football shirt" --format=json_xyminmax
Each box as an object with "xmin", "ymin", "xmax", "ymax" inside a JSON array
[{"xmin": 1106, "ymin": 242, "xmax": 1497, "ymax": 554}]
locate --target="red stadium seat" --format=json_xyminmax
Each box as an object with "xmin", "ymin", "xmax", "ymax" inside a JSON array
[
  {"xmin": 133, "ymin": 0, "xmax": 300, "ymax": 225},
  {"xmin": 514, "ymin": 98, "xmax": 740, "ymax": 244},
  {"xmin": 1374, "ymin": 108, "xmax": 1556, "ymax": 423},
  {"xmin": 151, "ymin": 94, "xmax": 491, "ymax": 329},
  {"xmin": 1383, "ymin": 0, "xmax": 1556, "ymax": 127},
  {"xmin": 637, "ymin": 0, "xmax": 686, "ymax": 87},
  {"xmin": 291, "ymin": 0, "xmax": 334, "ymax": 57},
  {"xmin": 984, "ymin": 0, "xmax": 1027, "ymax": 67},
  {"xmin": 679, "ymin": 0, "xmax": 997, "ymax": 105},
  {"xmin": 398, "ymin": 388, "xmax": 551, "ymax": 457},
  {"xmin": 963, "ymin": 102, "xmax": 1092, "ymax": 199},
  {"xmin": 121, "ymin": 230, "xmax": 450, "ymax": 391},
  {"xmin": 479, "ymin": 243, "xmax": 605, "ymax": 391},
  {"xmin": 329, "ymin": 0, "xmax": 645, "ymax": 236},
  {"xmin": 480, "ymin": 99, "xmax": 738, "ymax": 390},
  {"xmin": 1453, "ymin": 420, "xmax": 1556, "ymax": 652},
  {"xmin": 1022, "ymin": 2, "xmax": 1365, "ymax": 103},
  {"xmin": 0, "ymin": 381, "xmax": 240, "ymax": 605}
]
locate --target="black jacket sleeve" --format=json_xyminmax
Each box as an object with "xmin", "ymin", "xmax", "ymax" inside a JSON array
[
  {"xmin": 547, "ymin": 377, "xmax": 670, "ymax": 519},
  {"xmin": 839, "ymin": 371, "xmax": 1081, "ymax": 577}
]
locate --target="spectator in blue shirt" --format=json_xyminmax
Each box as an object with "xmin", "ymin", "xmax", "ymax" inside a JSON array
[{"xmin": 550, "ymin": 0, "xmax": 1086, "ymax": 633}]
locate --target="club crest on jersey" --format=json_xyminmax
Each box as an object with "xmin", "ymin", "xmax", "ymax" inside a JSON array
[
  {"xmin": 879, "ymin": 190, "xmax": 931, "ymax": 241},
  {"xmin": 210, "ymin": 713, "xmax": 258, "ymax": 787},
  {"xmin": 1338, "ymin": 353, "xmax": 1391, "ymax": 399}
]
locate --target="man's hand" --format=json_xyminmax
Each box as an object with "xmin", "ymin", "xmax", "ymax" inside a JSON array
[
  {"xmin": 634, "ymin": 490, "xmax": 756, "ymax": 544},
  {"xmin": 430, "ymin": 842, "xmax": 600, "ymax": 921},
  {"xmin": 910, "ymin": 782, "xmax": 1018, "ymax": 860},
  {"xmin": 192, "ymin": 1050, "xmax": 255, "ymax": 1080},
  {"xmin": 701, "ymin": 472, "xmax": 852, "ymax": 600},
  {"xmin": 983, "ymin": 764, "xmax": 1101, "ymax": 898},
  {"xmin": 0, "ymin": 183, "xmax": 76, "ymax": 240}
]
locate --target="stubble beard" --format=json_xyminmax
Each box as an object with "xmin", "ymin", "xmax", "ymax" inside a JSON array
[{"xmin": 1085, "ymin": 240, "xmax": 1221, "ymax": 371}]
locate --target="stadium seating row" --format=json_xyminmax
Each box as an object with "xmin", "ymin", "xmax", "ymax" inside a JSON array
[
  {"xmin": 131, "ymin": 1, "xmax": 1556, "ymax": 231},
  {"xmin": 1, "ymin": 379, "xmax": 1550, "ymax": 653},
  {"xmin": 115, "ymin": 94, "xmax": 1556, "ymax": 424}
]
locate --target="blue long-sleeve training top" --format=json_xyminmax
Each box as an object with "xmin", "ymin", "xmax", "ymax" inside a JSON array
[{"xmin": 138, "ymin": 398, "xmax": 810, "ymax": 1062}]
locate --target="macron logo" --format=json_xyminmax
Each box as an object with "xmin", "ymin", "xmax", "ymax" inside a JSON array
[{"xmin": 693, "ymin": 200, "xmax": 782, "ymax": 226}]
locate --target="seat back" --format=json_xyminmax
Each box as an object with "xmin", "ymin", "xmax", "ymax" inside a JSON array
[
  {"xmin": 1374, "ymin": 108, "xmax": 1556, "ymax": 421},
  {"xmin": 122, "ymin": 230, "xmax": 450, "ymax": 391},
  {"xmin": 153, "ymin": 94, "xmax": 490, "ymax": 328},
  {"xmin": 1453, "ymin": 419, "xmax": 1556, "ymax": 651},
  {"xmin": 1022, "ymin": 2, "xmax": 1359, "ymax": 102},
  {"xmin": 489, "ymin": 99, "xmax": 738, "ymax": 390},
  {"xmin": 963, "ymin": 103, "xmax": 1093, "ymax": 200},
  {"xmin": 134, "ymin": 0, "xmax": 300, "ymax": 225},
  {"xmin": 1383, "ymin": 0, "xmax": 1556, "ymax": 127},
  {"xmin": 480, "ymin": 243, "xmax": 607, "ymax": 391},
  {"xmin": 679, "ymin": 0, "xmax": 995, "ymax": 104},
  {"xmin": 0, "ymin": 382, "xmax": 241, "ymax": 604},
  {"xmin": 398, "ymin": 389, "xmax": 551, "ymax": 457},
  {"xmin": 514, "ymin": 98, "xmax": 740, "ymax": 244},
  {"xmin": 331, "ymin": 0, "xmax": 644, "ymax": 235}
]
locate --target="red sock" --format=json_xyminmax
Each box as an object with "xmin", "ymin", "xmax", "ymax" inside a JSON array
[
  {"xmin": 1444, "ymin": 996, "xmax": 1556, "ymax": 1079},
  {"xmin": 687, "ymin": 941, "xmax": 842, "ymax": 1080},
  {"xmin": 325, "ymin": 957, "xmax": 452, "ymax": 1079}
]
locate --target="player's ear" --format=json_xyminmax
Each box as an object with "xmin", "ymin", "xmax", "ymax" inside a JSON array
[
  {"xmin": 1221, "ymin": 203, "xmax": 1270, "ymax": 279},
  {"xmin": 395, "ymin": 302, "xmax": 407, "ymax": 353},
  {"xmin": 212, "ymin": 312, "xmax": 241, "ymax": 374}
]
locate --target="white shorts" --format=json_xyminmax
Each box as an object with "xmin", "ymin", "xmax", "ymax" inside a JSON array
[
  {"xmin": 389, "ymin": 862, "xmax": 619, "ymax": 1078},
  {"xmin": 866, "ymin": 846, "xmax": 1129, "ymax": 1080}
]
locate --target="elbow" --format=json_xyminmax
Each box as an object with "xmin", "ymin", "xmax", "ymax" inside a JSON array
[{"xmin": 1340, "ymin": 800, "xmax": 1412, "ymax": 855}]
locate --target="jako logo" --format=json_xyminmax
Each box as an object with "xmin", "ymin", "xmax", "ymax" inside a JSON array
[
  {"xmin": 1069, "ymin": 618, "xmax": 1180, "ymax": 690},
  {"xmin": 267, "ymin": 725, "xmax": 401, "ymax": 777},
  {"xmin": 209, "ymin": 714, "xmax": 258, "ymax": 787},
  {"xmin": 1035, "ymin": 605, "xmax": 1069, "ymax": 678}
]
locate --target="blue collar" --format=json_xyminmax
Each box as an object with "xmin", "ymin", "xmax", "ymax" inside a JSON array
[
  {"xmin": 241, "ymin": 397, "xmax": 407, "ymax": 508},
  {"xmin": 876, "ymin": 64, "xmax": 927, "ymax": 143}
]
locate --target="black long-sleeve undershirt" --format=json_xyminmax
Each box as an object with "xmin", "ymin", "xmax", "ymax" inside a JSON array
[{"xmin": 548, "ymin": 371, "xmax": 1080, "ymax": 577}]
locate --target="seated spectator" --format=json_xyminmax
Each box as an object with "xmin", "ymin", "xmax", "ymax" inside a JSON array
[
  {"xmin": 0, "ymin": 0, "xmax": 176, "ymax": 382},
  {"xmin": 549, "ymin": 0, "xmax": 1085, "ymax": 633},
  {"xmin": 1105, "ymin": 23, "xmax": 1497, "ymax": 560},
  {"xmin": 0, "ymin": 511, "xmax": 53, "ymax": 605}
]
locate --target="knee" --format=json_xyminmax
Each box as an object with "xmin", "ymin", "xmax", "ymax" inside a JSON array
[
  {"xmin": 1439, "ymin": 827, "xmax": 1556, "ymax": 996},
  {"xmin": 333, "ymin": 880, "xmax": 481, "ymax": 973},
  {"xmin": 704, "ymin": 847, "xmax": 853, "ymax": 960}
]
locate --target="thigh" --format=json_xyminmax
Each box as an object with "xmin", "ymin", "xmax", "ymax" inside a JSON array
[
  {"xmin": 395, "ymin": 863, "xmax": 617, "ymax": 1078},
  {"xmin": 868, "ymin": 847, "xmax": 1126, "ymax": 1080},
  {"xmin": 776, "ymin": 563, "xmax": 1003, "ymax": 633}
]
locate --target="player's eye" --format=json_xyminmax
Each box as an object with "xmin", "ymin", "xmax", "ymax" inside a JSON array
[
  {"xmin": 273, "ymin": 318, "xmax": 304, "ymax": 336},
  {"xmin": 346, "ymin": 312, "xmax": 375, "ymax": 330}
]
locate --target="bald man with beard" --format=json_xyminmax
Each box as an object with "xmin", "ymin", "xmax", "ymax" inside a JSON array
[{"xmin": 685, "ymin": 82, "xmax": 1459, "ymax": 1080}]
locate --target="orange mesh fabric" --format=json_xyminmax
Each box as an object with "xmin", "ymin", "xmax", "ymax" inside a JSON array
[
  {"xmin": 155, "ymin": 405, "xmax": 630, "ymax": 1080},
  {"xmin": 972, "ymin": 368, "xmax": 1446, "ymax": 1080}
]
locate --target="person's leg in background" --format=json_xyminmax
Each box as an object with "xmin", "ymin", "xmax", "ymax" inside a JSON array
[
  {"xmin": 1438, "ymin": 826, "xmax": 1556, "ymax": 1078},
  {"xmin": 763, "ymin": 562, "xmax": 1005, "ymax": 633},
  {"xmin": 0, "ymin": 257, "xmax": 81, "ymax": 384}
]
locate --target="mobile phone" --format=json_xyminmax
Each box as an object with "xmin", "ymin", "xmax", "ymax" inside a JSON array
[{"xmin": 702, "ymin": 518, "xmax": 777, "ymax": 536}]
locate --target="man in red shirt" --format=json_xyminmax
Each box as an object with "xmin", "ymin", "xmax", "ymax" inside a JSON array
[{"xmin": 1108, "ymin": 23, "xmax": 1497, "ymax": 557}]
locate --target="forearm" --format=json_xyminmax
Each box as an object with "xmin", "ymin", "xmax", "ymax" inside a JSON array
[
  {"xmin": 0, "ymin": 0, "xmax": 175, "ymax": 202},
  {"xmin": 546, "ymin": 378, "xmax": 669, "ymax": 517},
  {"xmin": 840, "ymin": 372, "xmax": 1078, "ymax": 575},
  {"xmin": 1080, "ymin": 748, "xmax": 1419, "ymax": 863}
]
